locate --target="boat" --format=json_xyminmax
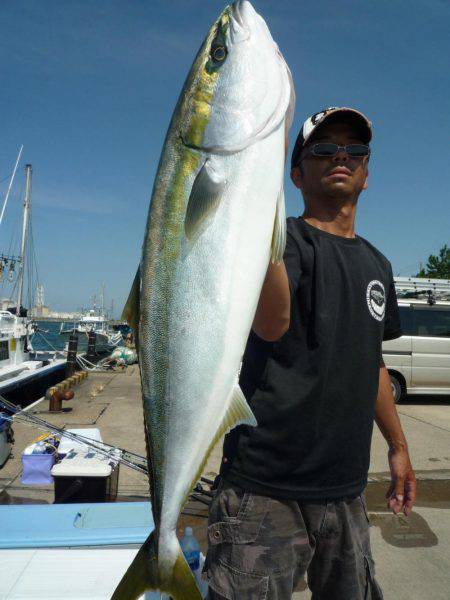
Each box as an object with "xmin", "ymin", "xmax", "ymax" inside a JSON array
[
  {"xmin": 0, "ymin": 395, "xmax": 208, "ymax": 599},
  {"xmin": 0, "ymin": 501, "xmax": 185, "ymax": 599},
  {"xmin": 0, "ymin": 309, "xmax": 65, "ymax": 398},
  {"xmin": 0, "ymin": 157, "xmax": 66, "ymax": 405},
  {"xmin": 60, "ymin": 308, "xmax": 123, "ymax": 349},
  {"xmin": 60, "ymin": 283, "xmax": 123, "ymax": 350}
]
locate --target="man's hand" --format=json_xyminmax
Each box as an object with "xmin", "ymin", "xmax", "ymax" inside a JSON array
[
  {"xmin": 375, "ymin": 365, "xmax": 417, "ymax": 516},
  {"xmin": 386, "ymin": 443, "xmax": 416, "ymax": 516}
]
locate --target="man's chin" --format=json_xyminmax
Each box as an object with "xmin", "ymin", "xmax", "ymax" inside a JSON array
[{"xmin": 322, "ymin": 183, "xmax": 355, "ymax": 199}]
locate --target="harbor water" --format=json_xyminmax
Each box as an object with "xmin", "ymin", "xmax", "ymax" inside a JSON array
[
  {"xmin": 30, "ymin": 320, "xmax": 128, "ymax": 353},
  {"xmin": 31, "ymin": 320, "xmax": 89, "ymax": 353}
]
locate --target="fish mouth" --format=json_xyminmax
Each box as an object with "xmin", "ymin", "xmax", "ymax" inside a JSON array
[
  {"xmin": 180, "ymin": 134, "xmax": 203, "ymax": 153},
  {"xmin": 229, "ymin": 0, "xmax": 251, "ymax": 43},
  {"xmin": 180, "ymin": 133, "xmax": 237, "ymax": 156}
]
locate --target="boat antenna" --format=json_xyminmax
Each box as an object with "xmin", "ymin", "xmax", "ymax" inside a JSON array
[
  {"xmin": 0, "ymin": 145, "xmax": 23, "ymax": 225},
  {"xmin": 16, "ymin": 164, "xmax": 32, "ymax": 312}
]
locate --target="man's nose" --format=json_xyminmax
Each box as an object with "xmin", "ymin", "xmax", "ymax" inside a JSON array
[{"xmin": 333, "ymin": 147, "xmax": 348, "ymax": 161}]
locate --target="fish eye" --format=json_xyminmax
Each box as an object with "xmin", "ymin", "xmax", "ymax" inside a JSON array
[{"xmin": 211, "ymin": 45, "xmax": 227, "ymax": 62}]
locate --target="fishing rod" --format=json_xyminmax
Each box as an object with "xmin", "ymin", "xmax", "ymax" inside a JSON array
[
  {"xmin": 1, "ymin": 411, "xmax": 148, "ymax": 475},
  {"xmin": 0, "ymin": 395, "xmax": 216, "ymax": 505},
  {"xmin": 0, "ymin": 395, "xmax": 147, "ymax": 474},
  {"xmin": 0, "ymin": 394, "xmax": 146, "ymax": 465},
  {"xmin": 2, "ymin": 411, "xmax": 148, "ymax": 475}
]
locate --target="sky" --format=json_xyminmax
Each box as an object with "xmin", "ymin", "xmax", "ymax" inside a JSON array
[{"xmin": 0, "ymin": 0, "xmax": 449, "ymax": 314}]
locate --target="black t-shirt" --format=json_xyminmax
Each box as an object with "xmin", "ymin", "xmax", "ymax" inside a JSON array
[{"xmin": 222, "ymin": 217, "xmax": 402, "ymax": 501}]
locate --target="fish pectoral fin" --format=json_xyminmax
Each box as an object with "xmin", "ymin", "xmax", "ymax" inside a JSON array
[
  {"xmin": 184, "ymin": 159, "xmax": 226, "ymax": 239},
  {"xmin": 220, "ymin": 384, "xmax": 257, "ymax": 436},
  {"xmin": 270, "ymin": 184, "xmax": 287, "ymax": 264},
  {"xmin": 122, "ymin": 266, "xmax": 140, "ymax": 349}
]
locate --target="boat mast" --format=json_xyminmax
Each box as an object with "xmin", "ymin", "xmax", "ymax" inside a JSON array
[
  {"xmin": 0, "ymin": 145, "xmax": 23, "ymax": 225},
  {"xmin": 101, "ymin": 283, "xmax": 105, "ymax": 317},
  {"xmin": 16, "ymin": 164, "xmax": 32, "ymax": 312}
]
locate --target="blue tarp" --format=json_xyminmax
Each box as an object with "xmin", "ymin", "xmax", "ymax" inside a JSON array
[{"xmin": 0, "ymin": 501, "xmax": 154, "ymax": 548}]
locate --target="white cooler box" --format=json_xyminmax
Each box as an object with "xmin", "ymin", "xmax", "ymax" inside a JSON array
[{"xmin": 51, "ymin": 447, "xmax": 120, "ymax": 503}]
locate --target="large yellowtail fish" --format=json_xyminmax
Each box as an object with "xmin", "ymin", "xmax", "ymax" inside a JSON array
[{"xmin": 114, "ymin": 1, "xmax": 295, "ymax": 598}]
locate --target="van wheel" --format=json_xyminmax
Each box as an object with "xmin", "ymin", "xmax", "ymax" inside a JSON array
[{"xmin": 390, "ymin": 375, "xmax": 403, "ymax": 403}]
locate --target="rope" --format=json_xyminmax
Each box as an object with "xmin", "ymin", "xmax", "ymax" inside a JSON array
[{"xmin": 76, "ymin": 354, "xmax": 111, "ymax": 372}]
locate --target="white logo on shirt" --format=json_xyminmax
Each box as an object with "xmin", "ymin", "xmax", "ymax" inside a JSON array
[{"xmin": 366, "ymin": 280, "xmax": 386, "ymax": 321}]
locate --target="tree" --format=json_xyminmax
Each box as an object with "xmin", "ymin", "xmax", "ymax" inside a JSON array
[{"xmin": 416, "ymin": 245, "xmax": 450, "ymax": 279}]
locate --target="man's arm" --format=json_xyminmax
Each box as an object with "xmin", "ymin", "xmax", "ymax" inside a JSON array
[
  {"xmin": 375, "ymin": 364, "xmax": 416, "ymax": 515},
  {"xmin": 252, "ymin": 260, "xmax": 291, "ymax": 342}
]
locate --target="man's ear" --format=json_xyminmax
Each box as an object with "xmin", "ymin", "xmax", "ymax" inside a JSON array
[
  {"xmin": 363, "ymin": 166, "xmax": 369, "ymax": 190},
  {"xmin": 290, "ymin": 166, "xmax": 302, "ymax": 190}
]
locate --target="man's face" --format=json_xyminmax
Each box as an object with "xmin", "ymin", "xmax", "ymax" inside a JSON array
[{"xmin": 290, "ymin": 121, "xmax": 369, "ymax": 201}]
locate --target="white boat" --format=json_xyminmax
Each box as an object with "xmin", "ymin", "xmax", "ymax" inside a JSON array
[
  {"xmin": 0, "ymin": 159, "xmax": 66, "ymax": 399},
  {"xmin": 0, "ymin": 501, "xmax": 207, "ymax": 599},
  {"xmin": 0, "ymin": 309, "xmax": 65, "ymax": 395},
  {"xmin": 60, "ymin": 309, "xmax": 123, "ymax": 349}
]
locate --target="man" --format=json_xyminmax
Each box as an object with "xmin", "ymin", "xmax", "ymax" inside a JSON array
[{"xmin": 205, "ymin": 107, "xmax": 417, "ymax": 600}]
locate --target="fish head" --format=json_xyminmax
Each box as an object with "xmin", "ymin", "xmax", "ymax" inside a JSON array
[{"xmin": 181, "ymin": 0, "xmax": 295, "ymax": 154}]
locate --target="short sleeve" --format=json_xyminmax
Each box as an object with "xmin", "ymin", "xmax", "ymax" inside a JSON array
[
  {"xmin": 284, "ymin": 220, "xmax": 302, "ymax": 298},
  {"xmin": 383, "ymin": 265, "xmax": 402, "ymax": 341}
]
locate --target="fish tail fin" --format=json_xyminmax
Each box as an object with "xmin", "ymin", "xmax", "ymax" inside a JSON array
[
  {"xmin": 111, "ymin": 530, "xmax": 202, "ymax": 600},
  {"xmin": 170, "ymin": 545, "xmax": 203, "ymax": 600},
  {"xmin": 111, "ymin": 531, "xmax": 157, "ymax": 600}
]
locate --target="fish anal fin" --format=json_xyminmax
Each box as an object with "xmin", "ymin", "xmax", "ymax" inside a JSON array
[
  {"xmin": 184, "ymin": 160, "xmax": 226, "ymax": 240},
  {"xmin": 218, "ymin": 384, "xmax": 257, "ymax": 436},
  {"xmin": 270, "ymin": 185, "xmax": 286, "ymax": 264},
  {"xmin": 122, "ymin": 266, "xmax": 140, "ymax": 350},
  {"xmin": 184, "ymin": 384, "xmax": 256, "ymax": 505}
]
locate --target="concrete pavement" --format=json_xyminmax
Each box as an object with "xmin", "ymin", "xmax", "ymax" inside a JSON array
[
  {"xmin": 2, "ymin": 372, "xmax": 449, "ymax": 598},
  {"xmin": 293, "ymin": 395, "xmax": 450, "ymax": 599}
]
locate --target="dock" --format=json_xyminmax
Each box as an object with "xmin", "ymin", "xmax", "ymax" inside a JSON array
[
  {"xmin": 1, "ymin": 368, "xmax": 450, "ymax": 599},
  {"xmin": 0, "ymin": 367, "xmax": 219, "ymax": 551}
]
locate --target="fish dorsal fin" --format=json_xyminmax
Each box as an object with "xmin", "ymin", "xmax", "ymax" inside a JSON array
[
  {"xmin": 184, "ymin": 160, "xmax": 226, "ymax": 240},
  {"xmin": 122, "ymin": 266, "xmax": 140, "ymax": 350},
  {"xmin": 270, "ymin": 185, "xmax": 287, "ymax": 263},
  {"xmin": 184, "ymin": 384, "xmax": 256, "ymax": 507}
]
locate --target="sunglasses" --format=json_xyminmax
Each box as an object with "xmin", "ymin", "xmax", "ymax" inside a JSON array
[{"xmin": 299, "ymin": 143, "xmax": 370, "ymax": 162}]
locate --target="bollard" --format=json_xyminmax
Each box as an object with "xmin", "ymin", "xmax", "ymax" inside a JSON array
[
  {"xmin": 65, "ymin": 334, "xmax": 78, "ymax": 378},
  {"xmin": 86, "ymin": 331, "xmax": 97, "ymax": 363},
  {"xmin": 49, "ymin": 395, "xmax": 62, "ymax": 412},
  {"xmin": 47, "ymin": 388, "xmax": 62, "ymax": 412}
]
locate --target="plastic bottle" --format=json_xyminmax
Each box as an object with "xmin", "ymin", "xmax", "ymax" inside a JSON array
[
  {"xmin": 32, "ymin": 442, "xmax": 46, "ymax": 454},
  {"xmin": 180, "ymin": 527, "xmax": 201, "ymax": 572}
]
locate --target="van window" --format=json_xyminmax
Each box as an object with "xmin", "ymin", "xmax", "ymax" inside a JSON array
[
  {"xmin": 413, "ymin": 308, "xmax": 450, "ymax": 337},
  {"xmin": 399, "ymin": 306, "xmax": 414, "ymax": 335},
  {"xmin": 0, "ymin": 340, "xmax": 8, "ymax": 361}
]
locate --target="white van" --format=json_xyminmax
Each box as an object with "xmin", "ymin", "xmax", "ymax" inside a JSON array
[{"xmin": 382, "ymin": 278, "xmax": 450, "ymax": 402}]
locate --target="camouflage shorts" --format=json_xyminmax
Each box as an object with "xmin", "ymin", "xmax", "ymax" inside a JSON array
[{"xmin": 204, "ymin": 479, "xmax": 383, "ymax": 600}]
